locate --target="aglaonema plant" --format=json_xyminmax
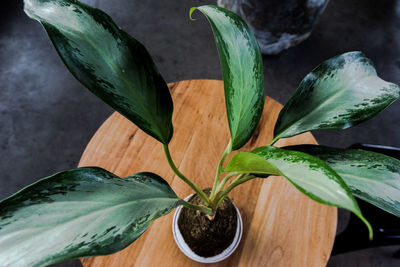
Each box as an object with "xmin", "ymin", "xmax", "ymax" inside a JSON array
[{"xmin": 1, "ymin": 0, "xmax": 400, "ymax": 266}]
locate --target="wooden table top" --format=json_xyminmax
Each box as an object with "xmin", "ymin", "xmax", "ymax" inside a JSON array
[{"xmin": 78, "ymin": 80, "xmax": 337, "ymax": 267}]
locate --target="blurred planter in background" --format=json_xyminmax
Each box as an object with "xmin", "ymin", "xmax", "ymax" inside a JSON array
[{"xmin": 218, "ymin": 0, "xmax": 329, "ymax": 54}]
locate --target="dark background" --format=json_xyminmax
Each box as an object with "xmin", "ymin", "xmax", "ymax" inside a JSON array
[{"xmin": 1, "ymin": 0, "xmax": 400, "ymax": 266}]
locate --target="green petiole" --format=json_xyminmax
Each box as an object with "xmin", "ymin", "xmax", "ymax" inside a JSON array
[
  {"xmin": 210, "ymin": 140, "xmax": 232, "ymax": 199},
  {"xmin": 163, "ymin": 144, "xmax": 210, "ymax": 205},
  {"xmin": 215, "ymin": 174, "xmax": 256, "ymax": 207},
  {"xmin": 181, "ymin": 200, "xmax": 214, "ymax": 215}
]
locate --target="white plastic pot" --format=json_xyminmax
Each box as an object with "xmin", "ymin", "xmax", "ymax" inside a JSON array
[{"xmin": 172, "ymin": 194, "xmax": 243, "ymax": 263}]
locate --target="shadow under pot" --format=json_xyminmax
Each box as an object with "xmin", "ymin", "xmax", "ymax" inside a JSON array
[
  {"xmin": 217, "ymin": 0, "xmax": 329, "ymax": 54},
  {"xmin": 172, "ymin": 192, "xmax": 243, "ymax": 263}
]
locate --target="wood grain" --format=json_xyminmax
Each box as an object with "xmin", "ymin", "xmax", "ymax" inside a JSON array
[{"xmin": 78, "ymin": 80, "xmax": 337, "ymax": 267}]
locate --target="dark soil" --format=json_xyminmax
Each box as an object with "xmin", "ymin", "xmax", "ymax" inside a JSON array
[{"xmin": 178, "ymin": 190, "xmax": 237, "ymax": 257}]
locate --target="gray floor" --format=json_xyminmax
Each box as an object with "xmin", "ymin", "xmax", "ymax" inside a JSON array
[{"xmin": 1, "ymin": 0, "xmax": 400, "ymax": 266}]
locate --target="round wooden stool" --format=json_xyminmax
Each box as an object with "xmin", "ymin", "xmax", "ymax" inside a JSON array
[{"xmin": 79, "ymin": 80, "xmax": 337, "ymax": 267}]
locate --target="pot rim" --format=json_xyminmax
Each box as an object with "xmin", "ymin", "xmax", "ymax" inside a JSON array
[{"xmin": 172, "ymin": 194, "xmax": 243, "ymax": 263}]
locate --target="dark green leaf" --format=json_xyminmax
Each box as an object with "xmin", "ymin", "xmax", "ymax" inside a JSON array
[
  {"xmin": 274, "ymin": 52, "xmax": 400, "ymax": 140},
  {"xmin": 24, "ymin": 0, "xmax": 173, "ymax": 144},
  {"xmin": 191, "ymin": 5, "xmax": 265, "ymax": 150},
  {"xmin": 226, "ymin": 146, "xmax": 372, "ymax": 237},
  {"xmin": 285, "ymin": 145, "xmax": 400, "ymax": 217},
  {"xmin": 0, "ymin": 167, "xmax": 181, "ymax": 266}
]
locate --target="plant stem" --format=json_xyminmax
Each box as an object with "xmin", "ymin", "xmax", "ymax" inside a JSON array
[
  {"xmin": 181, "ymin": 200, "xmax": 214, "ymax": 215},
  {"xmin": 211, "ymin": 173, "xmax": 244, "ymax": 205},
  {"xmin": 215, "ymin": 174, "xmax": 256, "ymax": 207},
  {"xmin": 163, "ymin": 144, "xmax": 210, "ymax": 205},
  {"xmin": 210, "ymin": 140, "xmax": 232, "ymax": 199},
  {"xmin": 213, "ymin": 172, "xmax": 238, "ymax": 195}
]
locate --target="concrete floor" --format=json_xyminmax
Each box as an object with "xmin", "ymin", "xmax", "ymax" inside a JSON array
[{"xmin": 1, "ymin": 0, "xmax": 400, "ymax": 266}]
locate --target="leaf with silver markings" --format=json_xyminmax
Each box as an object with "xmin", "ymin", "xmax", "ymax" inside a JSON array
[
  {"xmin": 274, "ymin": 52, "xmax": 400, "ymax": 140},
  {"xmin": 226, "ymin": 146, "xmax": 373, "ymax": 238},
  {"xmin": 285, "ymin": 145, "xmax": 400, "ymax": 217},
  {"xmin": 192, "ymin": 5, "xmax": 265, "ymax": 150},
  {"xmin": 24, "ymin": 0, "xmax": 174, "ymax": 144},
  {"xmin": 0, "ymin": 167, "xmax": 181, "ymax": 267}
]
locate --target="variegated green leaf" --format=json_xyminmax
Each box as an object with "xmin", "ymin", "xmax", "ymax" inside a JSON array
[
  {"xmin": 24, "ymin": 0, "xmax": 173, "ymax": 144},
  {"xmin": 191, "ymin": 5, "xmax": 265, "ymax": 150},
  {"xmin": 274, "ymin": 52, "xmax": 400, "ymax": 140},
  {"xmin": 0, "ymin": 167, "xmax": 181, "ymax": 267},
  {"xmin": 226, "ymin": 146, "xmax": 372, "ymax": 237},
  {"xmin": 286, "ymin": 145, "xmax": 400, "ymax": 217}
]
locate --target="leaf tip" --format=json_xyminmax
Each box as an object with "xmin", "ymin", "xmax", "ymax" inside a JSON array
[
  {"xmin": 366, "ymin": 220, "xmax": 374, "ymax": 240},
  {"xmin": 23, "ymin": 0, "xmax": 35, "ymax": 19},
  {"xmin": 189, "ymin": 7, "xmax": 198, "ymax": 21},
  {"xmin": 357, "ymin": 212, "xmax": 373, "ymax": 240}
]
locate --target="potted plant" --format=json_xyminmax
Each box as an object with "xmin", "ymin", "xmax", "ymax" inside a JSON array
[{"xmin": 1, "ymin": 0, "xmax": 399, "ymax": 266}]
